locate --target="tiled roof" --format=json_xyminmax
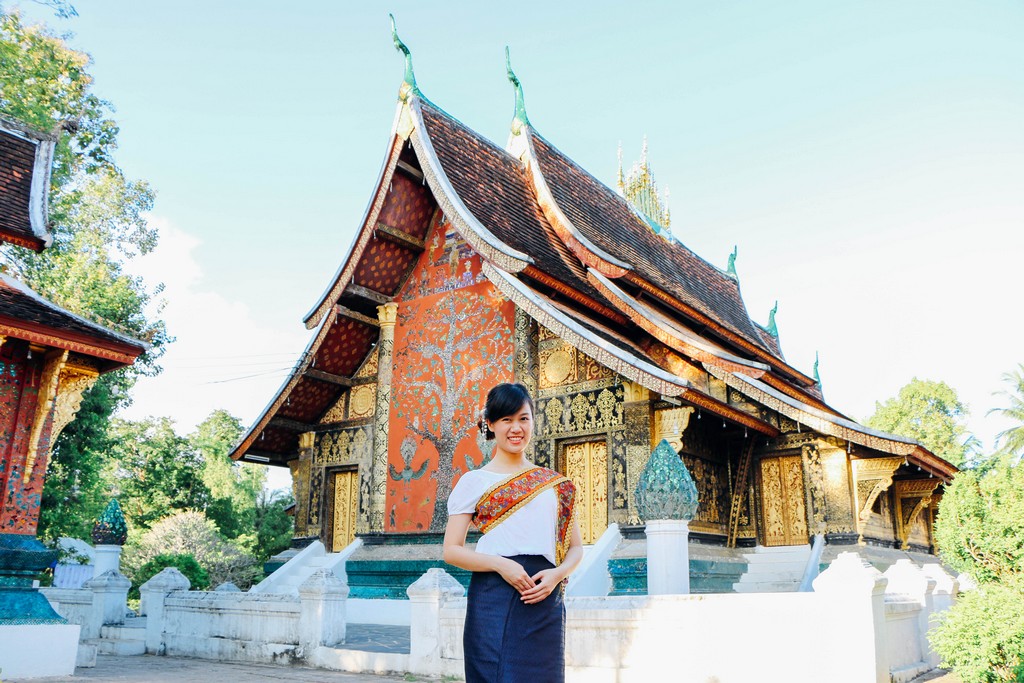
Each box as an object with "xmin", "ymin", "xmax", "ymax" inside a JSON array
[
  {"xmin": 0, "ymin": 273, "xmax": 145, "ymax": 351},
  {"xmin": 0, "ymin": 118, "xmax": 55, "ymax": 252},
  {"xmin": 419, "ymin": 103, "xmax": 606, "ymax": 302},
  {"xmin": 528, "ymin": 131, "xmax": 772, "ymax": 354}
]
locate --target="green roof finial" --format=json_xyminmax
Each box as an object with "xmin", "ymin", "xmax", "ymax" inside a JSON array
[
  {"xmin": 505, "ymin": 46, "xmax": 531, "ymax": 134},
  {"xmin": 390, "ymin": 14, "xmax": 421, "ymax": 101},
  {"xmin": 766, "ymin": 301, "xmax": 779, "ymax": 337},
  {"xmin": 91, "ymin": 498, "xmax": 128, "ymax": 545},
  {"xmin": 813, "ymin": 351, "xmax": 821, "ymax": 384},
  {"xmin": 726, "ymin": 246, "xmax": 738, "ymax": 279}
]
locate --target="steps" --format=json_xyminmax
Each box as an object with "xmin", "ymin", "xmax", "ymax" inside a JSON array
[
  {"xmin": 90, "ymin": 616, "xmax": 147, "ymax": 655},
  {"xmin": 250, "ymin": 539, "xmax": 360, "ymax": 596},
  {"xmin": 732, "ymin": 545, "xmax": 811, "ymax": 593}
]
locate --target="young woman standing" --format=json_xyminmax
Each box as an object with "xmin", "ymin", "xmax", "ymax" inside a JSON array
[{"xmin": 443, "ymin": 383, "xmax": 583, "ymax": 683}]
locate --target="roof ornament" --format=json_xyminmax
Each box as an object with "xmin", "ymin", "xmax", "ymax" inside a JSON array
[
  {"xmin": 726, "ymin": 245, "xmax": 738, "ymax": 279},
  {"xmin": 389, "ymin": 14, "xmax": 421, "ymax": 102},
  {"xmin": 621, "ymin": 138, "xmax": 672, "ymax": 236},
  {"xmin": 616, "ymin": 143, "xmax": 625, "ymax": 194},
  {"xmin": 766, "ymin": 301, "xmax": 779, "ymax": 337},
  {"xmin": 505, "ymin": 46, "xmax": 531, "ymax": 134},
  {"xmin": 813, "ymin": 351, "xmax": 821, "ymax": 384}
]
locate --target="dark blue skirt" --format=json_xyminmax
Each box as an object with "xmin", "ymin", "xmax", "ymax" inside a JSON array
[{"xmin": 463, "ymin": 554, "xmax": 565, "ymax": 683}]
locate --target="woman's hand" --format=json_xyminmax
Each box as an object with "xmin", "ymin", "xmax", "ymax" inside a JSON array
[
  {"xmin": 496, "ymin": 557, "xmax": 535, "ymax": 594},
  {"xmin": 520, "ymin": 567, "xmax": 564, "ymax": 604}
]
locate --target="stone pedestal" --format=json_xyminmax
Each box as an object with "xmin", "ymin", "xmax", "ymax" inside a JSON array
[
  {"xmin": 298, "ymin": 568, "xmax": 349, "ymax": 651},
  {"xmin": 82, "ymin": 570, "xmax": 130, "ymax": 639},
  {"xmin": 92, "ymin": 544, "xmax": 122, "ymax": 577},
  {"xmin": 139, "ymin": 567, "xmax": 191, "ymax": 654},
  {"xmin": 645, "ymin": 519, "xmax": 691, "ymax": 595},
  {"xmin": 407, "ymin": 568, "xmax": 465, "ymax": 676}
]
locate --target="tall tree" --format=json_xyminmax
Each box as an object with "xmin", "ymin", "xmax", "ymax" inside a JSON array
[
  {"xmin": 0, "ymin": 10, "xmax": 169, "ymax": 538},
  {"xmin": 990, "ymin": 364, "xmax": 1024, "ymax": 459},
  {"xmin": 865, "ymin": 378, "xmax": 975, "ymax": 467}
]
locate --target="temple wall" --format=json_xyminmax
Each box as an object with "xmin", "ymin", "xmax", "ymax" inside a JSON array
[
  {"xmin": 385, "ymin": 212, "xmax": 514, "ymax": 532},
  {"xmin": 0, "ymin": 340, "xmax": 57, "ymax": 535}
]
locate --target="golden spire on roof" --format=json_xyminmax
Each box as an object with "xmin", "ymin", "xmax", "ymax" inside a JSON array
[{"xmin": 620, "ymin": 137, "xmax": 671, "ymax": 237}]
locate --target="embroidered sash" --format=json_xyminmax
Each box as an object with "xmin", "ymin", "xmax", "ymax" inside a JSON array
[{"xmin": 473, "ymin": 466, "xmax": 577, "ymax": 566}]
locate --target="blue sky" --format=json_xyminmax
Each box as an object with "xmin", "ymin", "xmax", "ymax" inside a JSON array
[{"xmin": 12, "ymin": 1, "xmax": 1024, "ymax": 462}]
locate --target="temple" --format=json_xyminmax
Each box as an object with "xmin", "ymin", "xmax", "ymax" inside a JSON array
[
  {"xmin": 0, "ymin": 114, "xmax": 147, "ymax": 639},
  {"xmin": 231, "ymin": 33, "xmax": 956, "ymax": 594}
]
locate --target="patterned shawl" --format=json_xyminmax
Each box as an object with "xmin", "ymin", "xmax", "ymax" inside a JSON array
[{"xmin": 473, "ymin": 466, "xmax": 576, "ymax": 565}]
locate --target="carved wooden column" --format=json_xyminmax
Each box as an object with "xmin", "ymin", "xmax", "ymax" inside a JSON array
[
  {"xmin": 894, "ymin": 479, "xmax": 941, "ymax": 549},
  {"xmin": 370, "ymin": 302, "xmax": 399, "ymax": 532},
  {"xmin": 512, "ymin": 306, "xmax": 538, "ymax": 462}
]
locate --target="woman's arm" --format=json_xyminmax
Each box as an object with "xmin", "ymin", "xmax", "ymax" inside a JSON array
[
  {"xmin": 442, "ymin": 513, "xmax": 535, "ymax": 594},
  {"xmin": 520, "ymin": 517, "xmax": 584, "ymax": 605}
]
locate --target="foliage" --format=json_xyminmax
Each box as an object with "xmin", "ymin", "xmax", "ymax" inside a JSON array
[
  {"xmin": 122, "ymin": 511, "xmax": 261, "ymax": 590},
  {"xmin": 107, "ymin": 417, "xmax": 209, "ymax": 531},
  {"xmin": 990, "ymin": 364, "xmax": 1024, "ymax": 459},
  {"xmin": 865, "ymin": 378, "xmax": 975, "ymax": 467},
  {"xmin": 191, "ymin": 410, "xmax": 262, "ymax": 545},
  {"xmin": 930, "ymin": 576, "xmax": 1024, "ymax": 683},
  {"xmin": 252, "ymin": 487, "xmax": 294, "ymax": 564},
  {"xmin": 130, "ymin": 553, "xmax": 209, "ymax": 600},
  {"xmin": 931, "ymin": 454, "xmax": 1024, "ymax": 682},
  {"xmin": 935, "ymin": 456, "xmax": 1024, "ymax": 584}
]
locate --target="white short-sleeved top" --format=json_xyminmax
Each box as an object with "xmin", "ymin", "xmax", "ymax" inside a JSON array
[{"xmin": 447, "ymin": 468, "xmax": 558, "ymax": 566}]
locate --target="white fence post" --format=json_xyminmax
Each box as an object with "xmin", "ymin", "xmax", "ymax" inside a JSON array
[
  {"xmin": 139, "ymin": 567, "xmax": 191, "ymax": 654},
  {"xmin": 813, "ymin": 552, "xmax": 889, "ymax": 683},
  {"xmin": 646, "ymin": 519, "xmax": 691, "ymax": 595},
  {"xmin": 82, "ymin": 570, "xmax": 130, "ymax": 639},
  {"xmin": 884, "ymin": 559, "xmax": 936, "ymax": 674},
  {"xmin": 298, "ymin": 568, "xmax": 349, "ymax": 654},
  {"xmin": 407, "ymin": 568, "xmax": 465, "ymax": 676}
]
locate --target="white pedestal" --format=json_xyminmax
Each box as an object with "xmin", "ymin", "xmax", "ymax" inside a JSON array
[
  {"xmin": 0, "ymin": 624, "xmax": 80, "ymax": 678},
  {"xmin": 93, "ymin": 544, "xmax": 122, "ymax": 577},
  {"xmin": 645, "ymin": 519, "xmax": 691, "ymax": 595}
]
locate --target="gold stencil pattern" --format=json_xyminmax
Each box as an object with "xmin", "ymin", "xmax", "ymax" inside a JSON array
[
  {"xmin": 564, "ymin": 441, "xmax": 608, "ymax": 544},
  {"xmin": 332, "ymin": 470, "xmax": 359, "ymax": 551},
  {"xmin": 759, "ymin": 455, "xmax": 808, "ymax": 546}
]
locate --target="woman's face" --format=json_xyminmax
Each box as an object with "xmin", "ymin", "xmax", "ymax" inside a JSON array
[{"xmin": 488, "ymin": 401, "xmax": 533, "ymax": 456}]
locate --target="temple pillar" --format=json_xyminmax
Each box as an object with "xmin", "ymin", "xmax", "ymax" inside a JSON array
[
  {"xmin": 370, "ymin": 302, "xmax": 398, "ymax": 532},
  {"xmin": 513, "ymin": 306, "xmax": 539, "ymax": 462},
  {"xmin": 851, "ymin": 457, "xmax": 903, "ymax": 542},
  {"xmin": 622, "ymin": 381, "xmax": 653, "ymax": 525}
]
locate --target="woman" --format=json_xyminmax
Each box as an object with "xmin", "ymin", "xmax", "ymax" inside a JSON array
[{"xmin": 443, "ymin": 382, "xmax": 583, "ymax": 683}]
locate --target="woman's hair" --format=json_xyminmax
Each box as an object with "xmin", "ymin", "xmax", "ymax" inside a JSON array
[{"xmin": 479, "ymin": 383, "xmax": 534, "ymax": 441}]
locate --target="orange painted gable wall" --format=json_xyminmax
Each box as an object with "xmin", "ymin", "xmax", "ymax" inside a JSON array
[{"xmin": 386, "ymin": 212, "xmax": 514, "ymax": 532}]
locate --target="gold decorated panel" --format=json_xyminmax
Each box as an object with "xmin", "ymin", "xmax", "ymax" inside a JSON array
[
  {"xmin": 332, "ymin": 470, "xmax": 359, "ymax": 551},
  {"xmin": 320, "ymin": 392, "xmax": 348, "ymax": 423},
  {"xmin": 355, "ymin": 347, "xmax": 379, "ymax": 378},
  {"xmin": 759, "ymin": 455, "xmax": 808, "ymax": 546},
  {"xmin": 348, "ymin": 383, "xmax": 376, "ymax": 419},
  {"xmin": 563, "ymin": 440, "xmax": 608, "ymax": 544}
]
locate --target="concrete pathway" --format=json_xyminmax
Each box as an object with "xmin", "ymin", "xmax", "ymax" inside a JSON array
[{"xmin": 6, "ymin": 655, "xmax": 425, "ymax": 683}]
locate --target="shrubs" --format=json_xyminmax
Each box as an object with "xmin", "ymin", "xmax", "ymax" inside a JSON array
[
  {"xmin": 932, "ymin": 456, "xmax": 1024, "ymax": 682},
  {"xmin": 131, "ymin": 553, "xmax": 209, "ymax": 599},
  {"xmin": 122, "ymin": 511, "xmax": 261, "ymax": 590}
]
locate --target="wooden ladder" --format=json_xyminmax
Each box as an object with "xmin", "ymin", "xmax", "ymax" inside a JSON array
[{"xmin": 727, "ymin": 440, "xmax": 756, "ymax": 548}]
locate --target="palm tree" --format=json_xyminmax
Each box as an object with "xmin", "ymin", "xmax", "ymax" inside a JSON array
[{"xmin": 989, "ymin": 364, "xmax": 1024, "ymax": 458}]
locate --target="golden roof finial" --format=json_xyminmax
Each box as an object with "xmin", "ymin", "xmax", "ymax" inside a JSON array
[{"xmin": 617, "ymin": 142, "xmax": 625, "ymax": 195}]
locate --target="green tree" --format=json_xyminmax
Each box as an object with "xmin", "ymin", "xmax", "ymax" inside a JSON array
[
  {"xmin": 865, "ymin": 378, "xmax": 974, "ymax": 467},
  {"xmin": 190, "ymin": 410, "xmax": 264, "ymax": 545},
  {"xmin": 107, "ymin": 417, "xmax": 208, "ymax": 531},
  {"xmin": 990, "ymin": 364, "xmax": 1024, "ymax": 459},
  {"xmin": 932, "ymin": 456, "xmax": 1024, "ymax": 681},
  {"xmin": 253, "ymin": 488, "xmax": 294, "ymax": 564},
  {"xmin": 0, "ymin": 10, "xmax": 170, "ymax": 539}
]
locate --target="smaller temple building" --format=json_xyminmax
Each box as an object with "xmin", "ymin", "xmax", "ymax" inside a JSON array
[
  {"xmin": 0, "ymin": 115, "xmax": 146, "ymax": 676},
  {"xmin": 231, "ymin": 36, "xmax": 957, "ymax": 597}
]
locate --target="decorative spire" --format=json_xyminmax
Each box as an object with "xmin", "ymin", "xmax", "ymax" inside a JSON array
[
  {"xmin": 616, "ymin": 142, "xmax": 625, "ymax": 194},
  {"xmin": 91, "ymin": 498, "xmax": 128, "ymax": 545},
  {"xmin": 389, "ymin": 14, "xmax": 421, "ymax": 101},
  {"xmin": 813, "ymin": 351, "xmax": 821, "ymax": 384},
  {"xmin": 766, "ymin": 301, "xmax": 779, "ymax": 337},
  {"xmin": 635, "ymin": 439, "xmax": 699, "ymax": 521},
  {"xmin": 621, "ymin": 139, "xmax": 671, "ymax": 236},
  {"xmin": 726, "ymin": 246, "xmax": 738, "ymax": 279},
  {"xmin": 505, "ymin": 46, "xmax": 531, "ymax": 134}
]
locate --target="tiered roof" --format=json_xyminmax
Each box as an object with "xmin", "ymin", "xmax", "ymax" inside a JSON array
[
  {"xmin": 230, "ymin": 45, "xmax": 956, "ymax": 482},
  {"xmin": 0, "ymin": 117, "xmax": 56, "ymax": 252}
]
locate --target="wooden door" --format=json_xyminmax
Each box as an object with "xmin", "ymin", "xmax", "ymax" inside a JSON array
[
  {"xmin": 332, "ymin": 470, "xmax": 359, "ymax": 552},
  {"xmin": 759, "ymin": 455, "xmax": 809, "ymax": 547},
  {"xmin": 563, "ymin": 441, "xmax": 608, "ymax": 544}
]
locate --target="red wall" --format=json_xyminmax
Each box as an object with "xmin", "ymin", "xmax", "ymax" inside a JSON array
[{"xmin": 386, "ymin": 212, "xmax": 514, "ymax": 532}]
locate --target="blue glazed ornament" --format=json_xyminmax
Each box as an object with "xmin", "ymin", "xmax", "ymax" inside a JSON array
[
  {"xmin": 91, "ymin": 499, "xmax": 128, "ymax": 545},
  {"xmin": 635, "ymin": 439, "xmax": 699, "ymax": 521}
]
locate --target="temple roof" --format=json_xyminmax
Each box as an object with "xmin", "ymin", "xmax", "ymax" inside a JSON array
[
  {"xmin": 0, "ymin": 117, "xmax": 56, "ymax": 252},
  {"xmin": 0, "ymin": 272, "xmax": 147, "ymax": 369},
  {"xmin": 231, "ymin": 82, "xmax": 956, "ymax": 482}
]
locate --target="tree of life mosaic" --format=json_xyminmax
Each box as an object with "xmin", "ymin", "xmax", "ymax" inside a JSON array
[{"xmin": 388, "ymin": 214, "xmax": 514, "ymax": 532}]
